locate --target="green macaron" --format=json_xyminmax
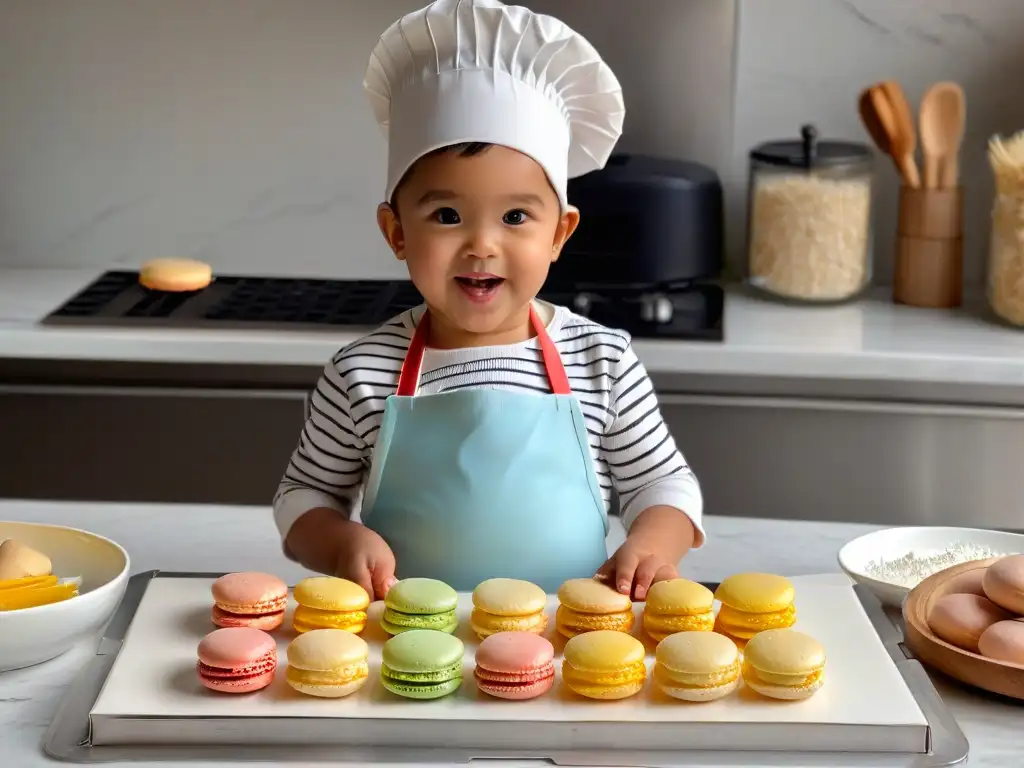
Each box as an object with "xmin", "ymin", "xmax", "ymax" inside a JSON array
[
  {"xmin": 380, "ymin": 629, "xmax": 465, "ymax": 700},
  {"xmin": 382, "ymin": 577, "xmax": 459, "ymax": 635}
]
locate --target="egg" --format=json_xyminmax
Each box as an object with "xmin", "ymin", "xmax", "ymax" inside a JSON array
[
  {"xmin": 978, "ymin": 619, "xmax": 1024, "ymax": 664},
  {"xmin": 982, "ymin": 554, "xmax": 1024, "ymax": 615},
  {"xmin": 927, "ymin": 593, "xmax": 1013, "ymax": 653}
]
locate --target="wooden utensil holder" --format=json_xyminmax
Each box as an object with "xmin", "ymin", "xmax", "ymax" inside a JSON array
[{"xmin": 893, "ymin": 186, "xmax": 963, "ymax": 308}]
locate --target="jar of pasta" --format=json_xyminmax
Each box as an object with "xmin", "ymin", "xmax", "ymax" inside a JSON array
[
  {"xmin": 988, "ymin": 133, "xmax": 1024, "ymax": 327},
  {"xmin": 745, "ymin": 125, "xmax": 875, "ymax": 303}
]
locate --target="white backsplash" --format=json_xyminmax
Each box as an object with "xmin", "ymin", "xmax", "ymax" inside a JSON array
[
  {"xmin": 0, "ymin": 0, "xmax": 735, "ymax": 278},
  {"xmin": 2, "ymin": 0, "xmax": 1024, "ymax": 288},
  {"xmin": 732, "ymin": 0, "xmax": 1024, "ymax": 286}
]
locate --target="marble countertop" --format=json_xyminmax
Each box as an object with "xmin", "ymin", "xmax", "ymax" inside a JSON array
[
  {"xmin": 0, "ymin": 499, "xmax": 1019, "ymax": 767},
  {"xmin": 4, "ymin": 267, "xmax": 1024, "ymax": 389}
]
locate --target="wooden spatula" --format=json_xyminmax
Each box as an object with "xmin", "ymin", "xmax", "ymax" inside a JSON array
[
  {"xmin": 919, "ymin": 82, "xmax": 966, "ymax": 190},
  {"xmin": 878, "ymin": 80, "xmax": 921, "ymax": 188}
]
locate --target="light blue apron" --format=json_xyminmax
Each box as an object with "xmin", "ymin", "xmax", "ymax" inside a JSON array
[{"xmin": 361, "ymin": 306, "xmax": 609, "ymax": 592}]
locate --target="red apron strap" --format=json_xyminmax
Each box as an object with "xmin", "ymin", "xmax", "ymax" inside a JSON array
[
  {"xmin": 530, "ymin": 305, "xmax": 571, "ymax": 395},
  {"xmin": 395, "ymin": 306, "xmax": 571, "ymax": 397},
  {"xmin": 396, "ymin": 311, "xmax": 430, "ymax": 397}
]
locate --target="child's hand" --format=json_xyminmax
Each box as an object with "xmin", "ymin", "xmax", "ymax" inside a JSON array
[
  {"xmin": 286, "ymin": 509, "xmax": 398, "ymax": 601},
  {"xmin": 332, "ymin": 521, "xmax": 398, "ymax": 601},
  {"xmin": 595, "ymin": 539, "xmax": 679, "ymax": 601}
]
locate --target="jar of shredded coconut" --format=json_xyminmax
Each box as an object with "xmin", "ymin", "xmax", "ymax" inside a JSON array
[{"xmin": 746, "ymin": 124, "xmax": 875, "ymax": 303}]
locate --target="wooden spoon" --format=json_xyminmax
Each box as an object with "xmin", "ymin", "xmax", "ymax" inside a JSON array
[
  {"xmin": 858, "ymin": 88, "xmax": 894, "ymax": 157},
  {"xmin": 919, "ymin": 82, "xmax": 966, "ymax": 190},
  {"xmin": 878, "ymin": 80, "xmax": 921, "ymax": 188},
  {"xmin": 860, "ymin": 86, "xmax": 913, "ymax": 186}
]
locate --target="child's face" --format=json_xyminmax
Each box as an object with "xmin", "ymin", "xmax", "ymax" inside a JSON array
[{"xmin": 377, "ymin": 145, "xmax": 579, "ymax": 345}]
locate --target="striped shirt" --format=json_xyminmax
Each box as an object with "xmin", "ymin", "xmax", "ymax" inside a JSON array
[{"xmin": 273, "ymin": 301, "xmax": 704, "ymax": 546}]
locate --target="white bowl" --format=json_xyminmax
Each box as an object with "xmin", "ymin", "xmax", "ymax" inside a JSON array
[
  {"xmin": 838, "ymin": 526, "xmax": 1024, "ymax": 609},
  {"xmin": 0, "ymin": 521, "xmax": 130, "ymax": 672}
]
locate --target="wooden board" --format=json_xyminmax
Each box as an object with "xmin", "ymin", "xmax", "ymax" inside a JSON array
[{"xmin": 903, "ymin": 557, "xmax": 1024, "ymax": 700}]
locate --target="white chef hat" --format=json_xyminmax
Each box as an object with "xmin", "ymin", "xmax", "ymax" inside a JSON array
[{"xmin": 364, "ymin": 0, "xmax": 624, "ymax": 210}]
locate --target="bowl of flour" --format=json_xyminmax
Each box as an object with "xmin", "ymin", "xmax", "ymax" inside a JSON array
[{"xmin": 838, "ymin": 526, "xmax": 1024, "ymax": 608}]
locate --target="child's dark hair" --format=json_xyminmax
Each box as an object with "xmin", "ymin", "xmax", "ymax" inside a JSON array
[{"xmin": 389, "ymin": 142, "xmax": 492, "ymax": 210}]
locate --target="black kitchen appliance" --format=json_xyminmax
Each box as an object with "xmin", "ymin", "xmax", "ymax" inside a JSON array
[{"xmin": 547, "ymin": 153, "xmax": 724, "ymax": 289}]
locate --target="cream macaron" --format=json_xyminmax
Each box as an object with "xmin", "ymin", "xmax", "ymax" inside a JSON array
[
  {"xmin": 741, "ymin": 628, "xmax": 826, "ymax": 701},
  {"xmin": 654, "ymin": 630, "xmax": 740, "ymax": 702}
]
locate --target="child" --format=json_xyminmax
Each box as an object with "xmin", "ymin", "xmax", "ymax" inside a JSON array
[{"xmin": 274, "ymin": 0, "xmax": 704, "ymax": 600}]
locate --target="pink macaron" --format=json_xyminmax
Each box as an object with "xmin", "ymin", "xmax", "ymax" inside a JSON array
[
  {"xmin": 474, "ymin": 631, "xmax": 555, "ymax": 700},
  {"xmin": 211, "ymin": 572, "xmax": 288, "ymax": 631},
  {"xmin": 978, "ymin": 620, "xmax": 1024, "ymax": 664},
  {"xmin": 927, "ymin": 593, "xmax": 1014, "ymax": 653},
  {"xmin": 197, "ymin": 627, "xmax": 278, "ymax": 693},
  {"xmin": 982, "ymin": 554, "xmax": 1024, "ymax": 615}
]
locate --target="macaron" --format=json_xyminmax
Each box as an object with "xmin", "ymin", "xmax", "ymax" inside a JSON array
[
  {"xmin": 556, "ymin": 578, "xmax": 635, "ymax": 638},
  {"xmin": 471, "ymin": 578, "xmax": 548, "ymax": 638},
  {"xmin": 211, "ymin": 572, "xmax": 288, "ymax": 631},
  {"xmin": 982, "ymin": 554, "xmax": 1024, "ymax": 614},
  {"xmin": 713, "ymin": 573, "xmax": 796, "ymax": 643},
  {"xmin": 978, "ymin": 619, "xmax": 1024, "ymax": 664},
  {"xmin": 474, "ymin": 631, "xmax": 555, "ymax": 700},
  {"xmin": 382, "ymin": 577, "xmax": 459, "ymax": 635},
  {"xmin": 654, "ymin": 630, "xmax": 740, "ymax": 702},
  {"xmin": 380, "ymin": 629, "xmax": 464, "ymax": 699},
  {"xmin": 196, "ymin": 627, "xmax": 277, "ymax": 693},
  {"xmin": 138, "ymin": 257, "xmax": 213, "ymax": 292},
  {"xmin": 562, "ymin": 629, "xmax": 647, "ymax": 700},
  {"xmin": 927, "ymin": 593, "xmax": 1013, "ymax": 653},
  {"xmin": 285, "ymin": 628, "xmax": 369, "ymax": 698},
  {"xmin": 642, "ymin": 579, "xmax": 715, "ymax": 641},
  {"xmin": 292, "ymin": 576, "xmax": 370, "ymax": 634},
  {"xmin": 741, "ymin": 628, "xmax": 825, "ymax": 701}
]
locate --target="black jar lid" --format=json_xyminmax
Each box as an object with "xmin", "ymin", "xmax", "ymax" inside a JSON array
[{"xmin": 750, "ymin": 124, "xmax": 872, "ymax": 169}]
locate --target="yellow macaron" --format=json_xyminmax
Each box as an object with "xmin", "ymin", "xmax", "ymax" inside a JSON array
[
  {"xmin": 741, "ymin": 628, "xmax": 826, "ymax": 700},
  {"xmin": 713, "ymin": 573, "xmax": 796, "ymax": 642},
  {"xmin": 643, "ymin": 579, "xmax": 715, "ymax": 641},
  {"xmin": 654, "ymin": 630, "xmax": 740, "ymax": 702},
  {"xmin": 292, "ymin": 576, "xmax": 370, "ymax": 634},
  {"xmin": 556, "ymin": 578, "xmax": 635, "ymax": 638},
  {"xmin": 286, "ymin": 628, "xmax": 370, "ymax": 698},
  {"xmin": 562, "ymin": 629, "xmax": 647, "ymax": 700},
  {"xmin": 471, "ymin": 578, "xmax": 548, "ymax": 638}
]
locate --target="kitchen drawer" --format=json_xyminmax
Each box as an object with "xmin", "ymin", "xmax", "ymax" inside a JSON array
[
  {"xmin": 660, "ymin": 394, "xmax": 1024, "ymax": 530},
  {"xmin": 0, "ymin": 386, "xmax": 307, "ymax": 505}
]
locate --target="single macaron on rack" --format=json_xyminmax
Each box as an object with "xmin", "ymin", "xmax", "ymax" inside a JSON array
[
  {"xmin": 382, "ymin": 577, "xmax": 459, "ymax": 634},
  {"xmin": 292, "ymin": 576, "xmax": 371, "ymax": 634},
  {"xmin": 555, "ymin": 578, "xmax": 635, "ymax": 637},
  {"xmin": 474, "ymin": 631, "xmax": 555, "ymax": 700},
  {"xmin": 285, "ymin": 629, "xmax": 370, "ymax": 698},
  {"xmin": 642, "ymin": 578, "xmax": 715, "ymax": 641},
  {"xmin": 471, "ymin": 578, "xmax": 548, "ymax": 638},
  {"xmin": 210, "ymin": 572, "xmax": 288, "ymax": 631},
  {"xmin": 713, "ymin": 573, "xmax": 797, "ymax": 646},
  {"xmin": 561, "ymin": 630, "xmax": 647, "ymax": 700},
  {"xmin": 380, "ymin": 629, "xmax": 465, "ymax": 699},
  {"xmin": 196, "ymin": 627, "xmax": 278, "ymax": 694},
  {"xmin": 740, "ymin": 629, "xmax": 827, "ymax": 701}
]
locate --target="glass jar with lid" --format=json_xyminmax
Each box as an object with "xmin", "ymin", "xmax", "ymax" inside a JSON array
[{"xmin": 745, "ymin": 124, "xmax": 875, "ymax": 303}]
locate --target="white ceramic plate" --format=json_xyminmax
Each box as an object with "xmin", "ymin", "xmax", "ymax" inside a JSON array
[{"xmin": 837, "ymin": 526, "xmax": 1024, "ymax": 608}]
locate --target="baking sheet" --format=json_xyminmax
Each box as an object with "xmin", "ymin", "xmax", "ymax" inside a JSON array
[{"xmin": 44, "ymin": 571, "xmax": 970, "ymax": 766}]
